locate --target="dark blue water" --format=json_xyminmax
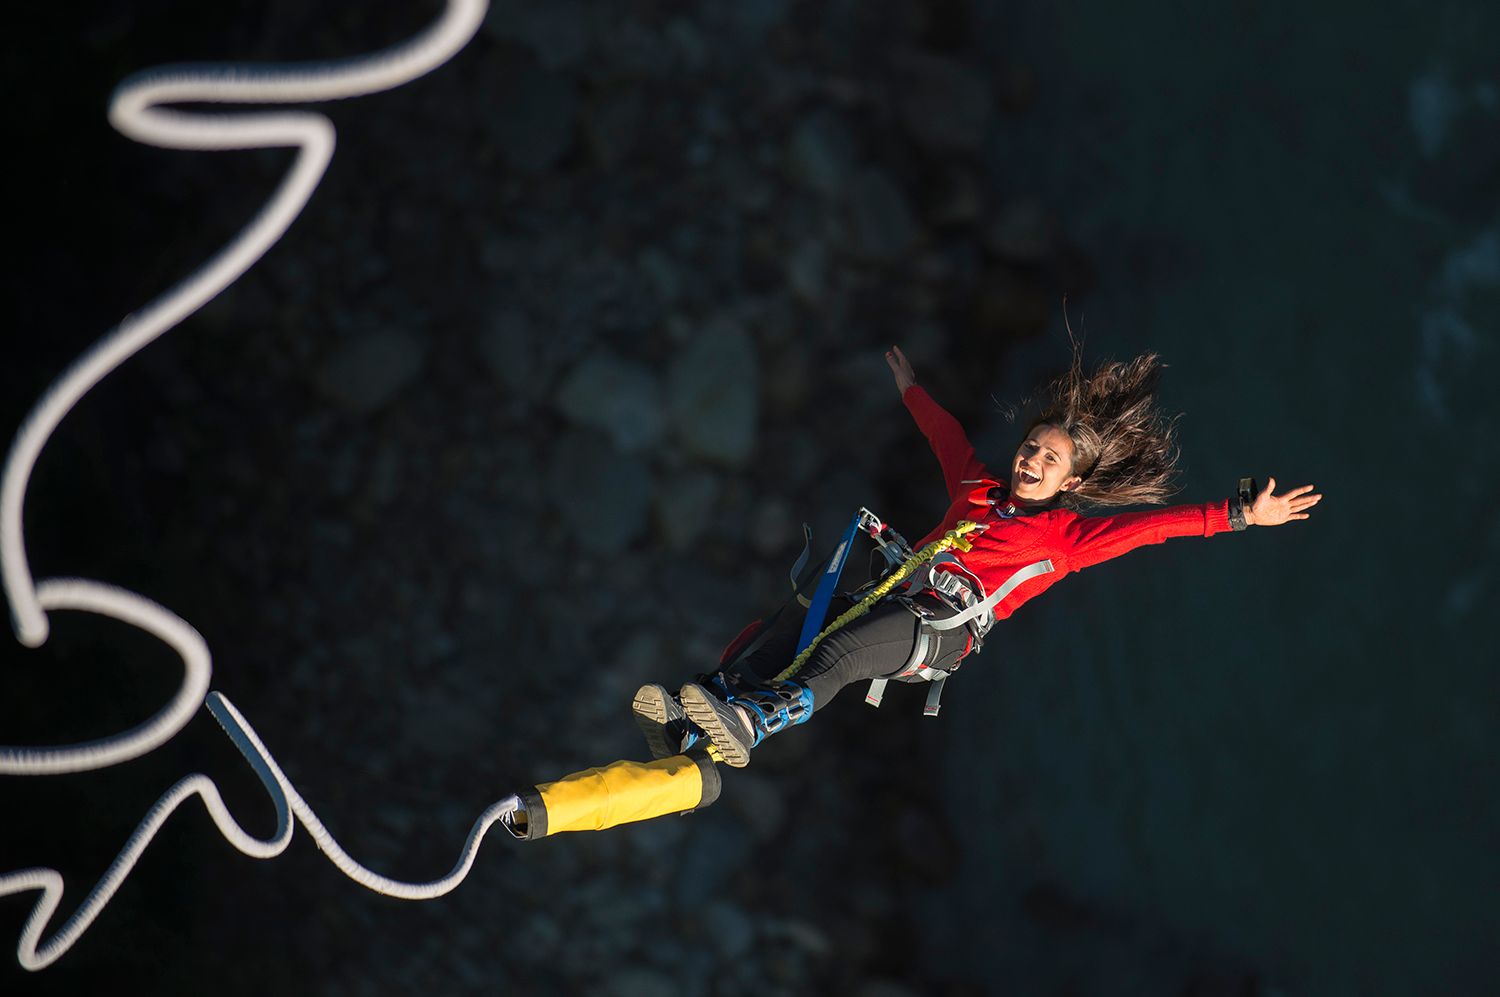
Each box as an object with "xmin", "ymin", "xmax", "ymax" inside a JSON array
[{"xmin": 929, "ymin": 4, "xmax": 1498, "ymax": 994}]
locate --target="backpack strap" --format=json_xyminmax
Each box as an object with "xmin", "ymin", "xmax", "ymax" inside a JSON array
[{"xmin": 788, "ymin": 522, "xmax": 815, "ymax": 607}]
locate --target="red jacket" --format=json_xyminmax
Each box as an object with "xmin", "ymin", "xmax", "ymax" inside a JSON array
[{"xmin": 903, "ymin": 385, "xmax": 1232, "ymax": 620}]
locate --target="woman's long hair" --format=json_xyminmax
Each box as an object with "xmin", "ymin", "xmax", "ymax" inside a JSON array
[{"xmin": 1011, "ymin": 340, "xmax": 1183, "ymax": 510}]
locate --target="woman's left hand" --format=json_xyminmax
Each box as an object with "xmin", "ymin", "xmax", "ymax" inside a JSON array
[{"xmin": 1246, "ymin": 477, "xmax": 1322, "ymax": 526}]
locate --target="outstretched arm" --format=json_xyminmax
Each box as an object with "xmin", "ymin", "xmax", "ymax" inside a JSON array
[
  {"xmin": 1062, "ymin": 477, "xmax": 1323, "ymax": 571},
  {"xmin": 1061, "ymin": 502, "xmax": 1231, "ymax": 570},
  {"xmin": 887, "ymin": 345, "xmax": 992, "ymax": 500}
]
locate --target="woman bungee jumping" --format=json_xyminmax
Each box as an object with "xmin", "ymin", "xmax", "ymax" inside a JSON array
[{"xmin": 633, "ymin": 344, "xmax": 1322, "ymax": 768}]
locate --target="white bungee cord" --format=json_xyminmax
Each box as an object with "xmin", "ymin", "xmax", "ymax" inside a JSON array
[{"xmin": 0, "ymin": 1, "xmax": 521, "ymax": 972}]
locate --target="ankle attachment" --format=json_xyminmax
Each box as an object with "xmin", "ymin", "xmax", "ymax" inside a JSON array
[{"xmin": 729, "ymin": 681, "xmax": 815, "ymax": 737}]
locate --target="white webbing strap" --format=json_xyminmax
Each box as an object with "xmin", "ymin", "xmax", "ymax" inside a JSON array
[
  {"xmin": 924, "ymin": 559, "xmax": 1054, "ymax": 631},
  {"xmin": 895, "ymin": 630, "xmax": 932, "ymax": 679},
  {"xmin": 923, "ymin": 677, "xmax": 946, "ymax": 717},
  {"xmin": 865, "ymin": 678, "xmax": 889, "ymax": 707}
]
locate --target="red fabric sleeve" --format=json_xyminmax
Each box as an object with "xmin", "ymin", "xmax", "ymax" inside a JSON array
[
  {"xmin": 1058, "ymin": 500, "xmax": 1233, "ymax": 571},
  {"xmin": 902, "ymin": 385, "xmax": 992, "ymax": 503}
]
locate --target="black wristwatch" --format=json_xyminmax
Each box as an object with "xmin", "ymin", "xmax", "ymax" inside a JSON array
[{"xmin": 1228, "ymin": 477, "xmax": 1258, "ymax": 532}]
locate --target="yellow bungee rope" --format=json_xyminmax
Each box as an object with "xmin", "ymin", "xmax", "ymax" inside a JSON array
[{"xmin": 774, "ymin": 520, "xmax": 984, "ymax": 683}]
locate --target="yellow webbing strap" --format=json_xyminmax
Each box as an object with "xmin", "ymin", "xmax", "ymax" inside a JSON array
[
  {"xmin": 774, "ymin": 520, "xmax": 983, "ymax": 683},
  {"xmin": 532, "ymin": 753, "xmax": 714, "ymax": 836}
]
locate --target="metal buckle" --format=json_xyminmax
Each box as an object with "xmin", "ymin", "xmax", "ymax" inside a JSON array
[
  {"xmin": 897, "ymin": 595, "xmax": 935, "ymax": 619},
  {"xmin": 930, "ymin": 570, "xmax": 967, "ymax": 599}
]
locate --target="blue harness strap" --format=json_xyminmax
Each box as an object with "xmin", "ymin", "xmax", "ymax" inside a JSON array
[{"xmin": 794, "ymin": 511, "xmax": 863, "ymax": 655}]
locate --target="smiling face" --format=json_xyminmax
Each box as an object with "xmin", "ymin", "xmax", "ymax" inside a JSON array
[{"xmin": 1010, "ymin": 423, "xmax": 1084, "ymax": 505}]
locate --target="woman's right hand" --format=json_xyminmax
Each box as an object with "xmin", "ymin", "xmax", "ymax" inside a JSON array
[{"xmin": 885, "ymin": 345, "xmax": 917, "ymax": 395}]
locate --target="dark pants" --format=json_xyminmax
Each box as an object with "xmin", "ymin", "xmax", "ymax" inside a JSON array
[{"xmin": 734, "ymin": 594, "xmax": 972, "ymax": 711}]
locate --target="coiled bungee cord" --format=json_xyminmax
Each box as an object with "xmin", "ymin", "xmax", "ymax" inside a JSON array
[{"xmin": 1, "ymin": 1, "xmax": 503, "ymax": 971}]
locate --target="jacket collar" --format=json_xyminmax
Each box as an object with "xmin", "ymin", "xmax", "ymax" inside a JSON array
[{"xmin": 961, "ymin": 478, "xmax": 1053, "ymax": 519}]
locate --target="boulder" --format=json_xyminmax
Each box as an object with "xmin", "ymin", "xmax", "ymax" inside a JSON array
[
  {"xmin": 842, "ymin": 169, "xmax": 917, "ymax": 263},
  {"xmin": 668, "ymin": 318, "xmax": 759, "ymax": 466},
  {"xmin": 548, "ymin": 431, "xmax": 652, "ymax": 554},
  {"xmin": 555, "ymin": 349, "xmax": 665, "ymax": 454},
  {"xmin": 315, "ymin": 329, "xmax": 426, "ymax": 416}
]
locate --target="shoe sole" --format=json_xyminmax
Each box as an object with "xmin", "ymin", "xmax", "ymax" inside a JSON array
[
  {"xmin": 679, "ymin": 684, "xmax": 752, "ymax": 768},
  {"xmin": 632, "ymin": 683, "xmax": 679, "ymax": 760}
]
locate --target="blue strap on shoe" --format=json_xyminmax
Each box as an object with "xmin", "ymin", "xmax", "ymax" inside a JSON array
[{"xmin": 731, "ymin": 682, "xmax": 814, "ymax": 738}]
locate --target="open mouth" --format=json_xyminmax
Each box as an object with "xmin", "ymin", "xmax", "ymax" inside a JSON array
[{"xmin": 1017, "ymin": 468, "xmax": 1041, "ymax": 486}]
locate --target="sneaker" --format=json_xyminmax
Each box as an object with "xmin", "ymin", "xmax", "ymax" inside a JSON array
[
  {"xmin": 632, "ymin": 683, "xmax": 694, "ymax": 760},
  {"xmin": 679, "ymin": 682, "xmax": 757, "ymax": 768}
]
